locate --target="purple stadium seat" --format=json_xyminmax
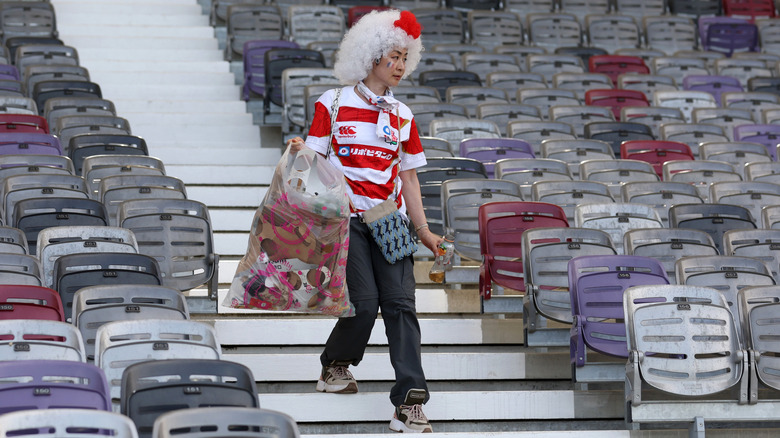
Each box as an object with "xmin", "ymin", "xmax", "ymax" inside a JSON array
[
  {"xmin": 733, "ymin": 124, "xmax": 780, "ymax": 160},
  {"xmin": 242, "ymin": 39, "xmax": 299, "ymax": 101},
  {"xmin": 0, "ymin": 132, "xmax": 61, "ymax": 155},
  {"xmin": 459, "ymin": 138, "xmax": 534, "ymax": 178},
  {"xmin": 569, "ymin": 254, "xmax": 669, "ymax": 369},
  {"xmin": 699, "ymin": 17, "xmax": 759, "ymax": 56},
  {"xmin": 0, "ymin": 360, "xmax": 110, "ymax": 413},
  {"xmin": 0, "ymin": 64, "xmax": 19, "ymax": 81},
  {"xmin": 682, "ymin": 75, "xmax": 744, "ymax": 104}
]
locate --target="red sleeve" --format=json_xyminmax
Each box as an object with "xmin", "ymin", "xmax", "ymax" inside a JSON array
[
  {"xmin": 403, "ymin": 119, "xmax": 423, "ymax": 155},
  {"xmin": 307, "ymin": 100, "xmax": 332, "ymax": 138}
]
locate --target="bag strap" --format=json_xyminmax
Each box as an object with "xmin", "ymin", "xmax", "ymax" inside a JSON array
[{"xmin": 325, "ymin": 87, "xmax": 342, "ymax": 161}]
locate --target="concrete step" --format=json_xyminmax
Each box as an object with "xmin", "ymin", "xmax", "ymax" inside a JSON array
[
  {"xmin": 99, "ymin": 84, "xmax": 240, "ymax": 101},
  {"xmin": 112, "ymin": 100, "xmax": 247, "ymax": 115},
  {"xmin": 187, "ymin": 186, "xmax": 266, "ymax": 208},
  {"xmin": 131, "ymin": 126, "xmax": 259, "ymax": 149},
  {"xmin": 149, "ymin": 147, "xmax": 280, "ymax": 166},
  {"xmin": 83, "ymin": 60, "xmax": 230, "ymax": 74},
  {"xmin": 89, "ymin": 71, "xmax": 236, "ymax": 87},
  {"xmin": 208, "ymin": 209, "xmax": 256, "ymax": 232},
  {"xmin": 57, "ymin": 12, "xmax": 209, "ymax": 27},
  {"xmin": 166, "ymin": 164, "xmax": 274, "ymax": 185},
  {"xmin": 64, "ymin": 35, "xmax": 218, "ymax": 50},
  {"xmin": 122, "ymin": 112, "xmax": 253, "ymax": 127},
  {"xmin": 57, "ymin": 25, "xmax": 215, "ymax": 39},
  {"xmin": 53, "ymin": 1, "xmax": 203, "ymax": 17},
  {"xmin": 76, "ymin": 48, "xmax": 224, "ymax": 62}
]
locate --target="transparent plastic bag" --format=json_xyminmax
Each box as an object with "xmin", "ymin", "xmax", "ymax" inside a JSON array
[{"xmin": 224, "ymin": 147, "xmax": 354, "ymax": 317}]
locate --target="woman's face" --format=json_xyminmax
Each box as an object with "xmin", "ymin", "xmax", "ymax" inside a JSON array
[{"xmin": 367, "ymin": 47, "xmax": 409, "ymax": 90}]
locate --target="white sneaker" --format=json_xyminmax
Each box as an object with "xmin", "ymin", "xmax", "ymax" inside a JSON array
[
  {"xmin": 389, "ymin": 389, "xmax": 432, "ymax": 433},
  {"xmin": 315, "ymin": 365, "xmax": 358, "ymax": 393}
]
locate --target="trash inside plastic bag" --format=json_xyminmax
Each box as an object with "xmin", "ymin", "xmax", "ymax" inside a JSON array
[{"xmin": 224, "ymin": 147, "xmax": 354, "ymax": 317}]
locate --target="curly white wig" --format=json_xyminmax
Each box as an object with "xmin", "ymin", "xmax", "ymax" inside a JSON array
[{"xmin": 333, "ymin": 9, "xmax": 424, "ymax": 85}]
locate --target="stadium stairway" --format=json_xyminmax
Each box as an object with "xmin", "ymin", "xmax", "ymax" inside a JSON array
[{"xmin": 46, "ymin": 0, "xmax": 771, "ymax": 436}]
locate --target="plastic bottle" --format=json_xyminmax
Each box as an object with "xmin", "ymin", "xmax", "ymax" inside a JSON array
[{"xmin": 429, "ymin": 235, "xmax": 455, "ymax": 283}]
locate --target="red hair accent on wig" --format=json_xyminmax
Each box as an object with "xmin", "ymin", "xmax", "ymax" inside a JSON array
[{"xmin": 393, "ymin": 10, "xmax": 422, "ymax": 39}]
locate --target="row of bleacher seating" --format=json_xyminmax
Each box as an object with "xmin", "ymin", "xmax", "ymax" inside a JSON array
[{"xmin": 0, "ymin": 2, "xmax": 299, "ymax": 437}]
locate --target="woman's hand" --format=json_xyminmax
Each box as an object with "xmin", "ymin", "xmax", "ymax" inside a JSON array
[
  {"xmin": 287, "ymin": 136, "xmax": 306, "ymax": 153},
  {"xmin": 417, "ymin": 227, "xmax": 443, "ymax": 255}
]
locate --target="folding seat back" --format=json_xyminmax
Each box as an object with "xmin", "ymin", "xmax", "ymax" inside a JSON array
[
  {"xmin": 552, "ymin": 72, "xmax": 612, "ymax": 99},
  {"xmin": 0, "ymin": 319, "xmax": 85, "ymax": 362},
  {"xmin": 122, "ymin": 359, "xmax": 259, "ymax": 438},
  {"xmin": 68, "ymin": 134, "xmax": 149, "ymax": 175},
  {"xmin": 584, "ymin": 89, "xmax": 648, "ymax": 120},
  {"xmin": 0, "ymin": 284, "xmax": 63, "ymax": 321},
  {"xmin": 420, "ymin": 136, "xmax": 453, "ymax": 157},
  {"xmin": 264, "ymin": 48, "xmax": 325, "ymax": 110},
  {"xmin": 615, "ymin": 0, "xmax": 667, "ymax": 18},
  {"xmin": 507, "ymin": 121, "xmax": 576, "ymax": 155},
  {"xmin": 476, "ymin": 103, "xmax": 541, "ymax": 136},
  {"xmin": 0, "ymin": 409, "xmax": 138, "ymax": 438},
  {"xmin": 0, "ymin": 132, "xmax": 63, "ymax": 159},
  {"xmin": 585, "ymin": 14, "xmax": 639, "ymax": 52},
  {"xmin": 723, "ymin": 91, "xmax": 780, "ymax": 122},
  {"xmin": 54, "ymin": 253, "xmax": 163, "ymax": 324},
  {"xmin": 458, "ymin": 138, "xmax": 533, "ymax": 177},
  {"xmin": 14, "ymin": 197, "xmax": 108, "ymax": 255},
  {"xmin": 517, "ymin": 87, "xmax": 580, "ymax": 121},
  {"xmin": 715, "ymin": 58, "xmax": 772, "ymax": 88},
  {"xmin": 710, "ymin": 181, "xmax": 780, "ymax": 228},
  {"xmin": 445, "ymin": 86, "xmax": 508, "ymax": 117},
  {"xmin": 549, "ymin": 105, "xmax": 614, "ymax": 137},
  {"xmin": 527, "ymin": 54, "xmax": 584, "ymax": 81},
  {"xmin": 288, "ymin": 5, "xmax": 345, "ymax": 48},
  {"xmin": 153, "ymin": 407, "xmax": 300, "ymax": 438},
  {"xmin": 56, "ymin": 115, "xmax": 130, "ymax": 156},
  {"xmin": 745, "ymin": 161, "xmax": 780, "ymax": 184},
  {"xmin": 659, "ymin": 122, "xmax": 727, "ymax": 157},
  {"xmin": 44, "ymin": 97, "xmax": 115, "ymax": 129},
  {"xmin": 478, "ymin": 201, "xmax": 568, "ymax": 299},
  {"xmin": 504, "ymin": 0, "xmax": 555, "ymax": 15},
  {"xmin": 700, "ymin": 17, "xmax": 759, "ymax": 56},
  {"xmin": 523, "ymin": 227, "xmax": 616, "ymax": 327},
  {"xmin": 98, "ymin": 174, "xmax": 187, "ymax": 226},
  {"xmin": 461, "ymin": 53, "xmax": 521, "ymax": 82},
  {"xmin": 574, "ymin": 202, "xmax": 664, "ymax": 253},
  {"xmin": 527, "ymin": 13, "xmax": 582, "ymax": 49},
  {"xmin": 0, "ymin": 3, "xmax": 57, "ymax": 42},
  {"xmin": 408, "ymin": 103, "xmax": 467, "ymax": 137},
  {"xmin": 95, "ymin": 319, "xmax": 221, "ymax": 406},
  {"xmin": 669, "ymin": 203, "xmax": 756, "ymax": 253},
  {"xmin": 118, "ymin": 199, "xmax": 218, "ymax": 297},
  {"xmin": 624, "ymin": 284, "xmax": 747, "ymax": 428},
  {"xmin": 14, "ymin": 44, "xmax": 75, "ymax": 73},
  {"xmin": 241, "ymin": 39, "xmax": 299, "ymax": 101},
  {"xmin": 73, "ymin": 284, "xmax": 187, "ymax": 361},
  {"xmin": 681, "ymin": 75, "xmax": 743, "ymax": 105},
  {"xmin": 211, "ymin": 0, "xmax": 266, "ymax": 26},
  {"xmin": 580, "ymin": 158, "xmax": 659, "ymax": 198},
  {"xmin": 724, "ymin": 0, "xmax": 776, "ymax": 20},
  {"xmin": 418, "ymin": 70, "xmax": 480, "ymax": 102},
  {"xmin": 2, "ymin": 173, "xmax": 88, "ymax": 225},
  {"xmin": 539, "ymin": 138, "xmax": 614, "ymax": 177},
  {"xmin": 0, "ymin": 154, "xmax": 73, "ymax": 184},
  {"xmin": 569, "ymin": 255, "xmax": 669, "ymax": 382},
  {"xmin": 624, "ymin": 228, "xmax": 718, "ymax": 282},
  {"xmin": 0, "ymin": 253, "xmax": 42, "ymax": 286},
  {"xmin": 667, "ymin": 0, "xmax": 722, "ymax": 16},
  {"xmin": 587, "ymin": 55, "xmax": 649, "ymax": 86},
  {"xmin": 414, "ymin": 8, "xmax": 465, "ymax": 46},
  {"xmin": 0, "ymin": 113, "xmax": 48, "ymax": 134},
  {"xmin": 0, "ymin": 225, "xmax": 26, "ymax": 254},
  {"xmin": 676, "ymin": 255, "xmax": 775, "ymax": 323},
  {"xmin": 738, "ymin": 285, "xmax": 780, "ymax": 403},
  {"xmin": 0, "ymin": 360, "xmax": 110, "ymax": 413},
  {"xmin": 652, "ymin": 90, "xmax": 717, "ymax": 124},
  {"xmin": 37, "ymin": 226, "xmax": 139, "ymax": 289},
  {"xmin": 643, "ymin": 15, "xmax": 697, "ymax": 55},
  {"xmin": 621, "ymin": 181, "xmax": 702, "ymax": 224},
  {"xmin": 0, "ymin": 95, "xmax": 34, "ymax": 114},
  {"xmin": 559, "ymin": 0, "xmax": 610, "ymax": 21},
  {"xmin": 495, "ymin": 158, "xmax": 572, "ymax": 199},
  {"xmin": 494, "ymin": 46, "xmax": 548, "ymax": 71},
  {"xmin": 532, "ymin": 180, "xmax": 614, "ymax": 222},
  {"xmin": 32, "ymin": 81, "xmax": 102, "ymax": 118},
  {"xmin": 392, "ymin": 85, "xmax": 442, "ymax": 105},
  {"xmin": 281, "ymin": 67, "xmax": 338, "ymax": 136},
  {"xmin": 692, "ymin": 108, "xmax": 754, "ymax": 141},
  {"xmin": 429, "ymin": 118, "xmax": 500, "ymax": 152},
  {"xmin": 748, "ymin": 76, "xmax": 780, "ymax": 96},
  {"xmin": 225, "ymin": 4, "xmax": 284, "ymax": 61},
  {"xmin": 583, "ymin": 121, "xmax": 654, "ymax": 157},
  {"xmin": 619, "ymin": 140, "xmax": 694, "ymax": 177},
  {"xmin": 23, "ymin": 65, "xmax": 90, "ymax": 98},
  {"xmin": 663, "ymin": 160, "xmax": 742, "ymax": 201},
  {"xmin": 699, "ymin": 141, "xmax": 771, "ymax": 178},
  {"xmin": 82, "ymin": 155, "xmax": 165, "ymax": 198},
  {"xmin": 725, "ymin": 229, "xmax": 780, "ymax": 284},
  {"xmin": 414, "ymin": 53, "xmax": 458, "ymax": 82},
  {"xmin": 442, "ymin": 179, "xmax": 523, "ymax": 261},
  {"xmin": 486, "ymin": 72, "xmax": 547, "ymax": 102},
  {"xmin": 418, "ymin": 158, "xmax": 487, "ymax": 235},
  {"xmin": 619, "ymin": 106, "xmax": 684, "ymax": 139},
  {"xmin": 347, "ymin": 5, "xmax": 388, "ymax": 27},
  {"xmin": 733, "ymin": 124, "xmax": 780, "ymax": 160},
  {"xmin": 468, "ymin": 11, "xmax": 524, "ymax": 50}
]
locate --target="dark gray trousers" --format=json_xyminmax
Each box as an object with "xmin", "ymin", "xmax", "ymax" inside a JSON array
[{"xmin": 320, "ymin": 218, "xmax": 429, "ymax": 407}]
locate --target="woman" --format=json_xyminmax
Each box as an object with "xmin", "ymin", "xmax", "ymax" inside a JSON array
[{"xmin": 287, "ymin": 9, "xmax": 439, "ymax": 434}]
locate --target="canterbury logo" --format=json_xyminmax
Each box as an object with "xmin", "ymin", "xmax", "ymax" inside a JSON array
[{"xmin": 338, "ymin": 126, "xmax": 357, "ymax": 135}]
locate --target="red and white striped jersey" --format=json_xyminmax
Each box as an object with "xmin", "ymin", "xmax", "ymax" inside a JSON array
[{"xmin": 305, "ymin": 86, "xmax": 426, "ymax": 215}]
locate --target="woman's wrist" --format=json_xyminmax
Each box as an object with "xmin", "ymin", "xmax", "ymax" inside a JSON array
[{"xmin": 414, "ymin": 222, "xmax": 429, "ymax": 232}]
